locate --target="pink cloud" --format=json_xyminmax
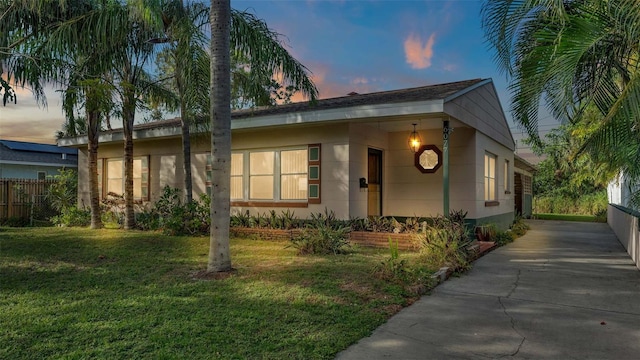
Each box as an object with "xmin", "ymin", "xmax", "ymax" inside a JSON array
[{"xmin": 404, "ymin": 33, "xmax": 436, "ymax": 69}]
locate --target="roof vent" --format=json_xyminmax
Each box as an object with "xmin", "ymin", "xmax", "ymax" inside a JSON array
[{"xmin": 347, "ymin": 92, "xmax": 359, "ymax": 96}]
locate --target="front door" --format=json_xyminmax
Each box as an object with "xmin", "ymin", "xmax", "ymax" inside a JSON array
[{"xmin": 367, "ymin": 148, "xmax": 382, "ymax": 216}]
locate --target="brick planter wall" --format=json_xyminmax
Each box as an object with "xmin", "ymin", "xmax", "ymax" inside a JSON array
[
  {"xmin": 230, "ymin": 227, "xmax": 303, "ymax": 241},
  {"xmin": 350, "ymin": 231, "xmax": 418, "ymax": 250},
  {"xmin": 231, "ymin": 227, "xmax": 418, "ymax": 250}
]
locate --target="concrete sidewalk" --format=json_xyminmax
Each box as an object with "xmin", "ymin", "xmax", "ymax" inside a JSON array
[{"xmin": 336, "ymin": 220, "xmax": 640, "ymax": 359}]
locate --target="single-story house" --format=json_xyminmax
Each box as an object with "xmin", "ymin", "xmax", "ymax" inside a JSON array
[
  {"xmin": 60, "ymin": 78, "xmax": 525, "ymax": 228},
  {"xmin": 0, "ymin": 139, "xmax": 78, "ymax": 179}
]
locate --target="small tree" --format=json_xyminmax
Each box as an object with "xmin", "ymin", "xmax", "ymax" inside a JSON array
[{"xmin": 45, "ymin": 169, "xmax": 78, "ymax": 214}]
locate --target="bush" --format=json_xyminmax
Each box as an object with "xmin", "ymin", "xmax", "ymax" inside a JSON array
[
  {"xmin": 289, "ymin": 209, "xmax": 351, "ymax": 255},
  {"xmin": 493, "ymin": 231, "xmax": 515, "ymax": 246},
  {"xmin": 50, "ymin": 206, "xmax": 91, "ymax": 227},
  {"xmin": 534, "ymin": 190, "xmax": 608, "ymax": 215},
  {"xmin": 510, "ymin": 218, "xmax": 530, "ymax": 237},
  {"xmin": 45, "ymin": 169, "xmax": 78, "ymax": 214},
  {"xmin": 373, "ymin": 238, "xmax": 411, "ymax": 282},
  {"xmin": 414, "ymin": 214, "xmax": 472, "ymax": 271},
  {"xmin": 136, "ymin": 187, "xmax": 210, "ymax": 236}
]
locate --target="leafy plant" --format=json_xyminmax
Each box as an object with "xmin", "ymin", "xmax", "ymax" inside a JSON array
[
  {"xmin": 50, "ymin": 206, "xmax": 90, "ymax": 227},
  {"xmin": 289, "ymin": 209, "xmax": 351, "ymax": 255},
  {"xmin": 45, "ymin": 169, "xmax": 78, "ymax": 213},
  {"xmin": 373, "ymin": 237, "xmax": 411, "ymax": 282},
  {"xmin": 415, "ymin": 215, "xmax": 472, "ymax": 271},
  {"xmin": 493, "ymin": 231, "xmax": 515, "ymax": 246}
]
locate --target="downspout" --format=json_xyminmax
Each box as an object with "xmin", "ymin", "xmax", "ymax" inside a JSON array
[{"xmin": 443, "ymin": 119, "xmax": 452, "ymax": 216}]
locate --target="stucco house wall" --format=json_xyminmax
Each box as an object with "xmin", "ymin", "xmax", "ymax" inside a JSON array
[{"xmin": 69, "ymin": 78, "xmax": 518, "ymax": 227}]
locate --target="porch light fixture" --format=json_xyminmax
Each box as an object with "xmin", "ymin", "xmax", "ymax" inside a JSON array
[{"xmin": 408, "ymin": 123, "xmax": 422, "ymax": 153}]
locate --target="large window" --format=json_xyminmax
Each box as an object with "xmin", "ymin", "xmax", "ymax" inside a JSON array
[
  {"xmin": 100, "ymin": 156, "xmax": 149, "ymax": 201},
  {"xmin": 229, "ymin": 147, "xmax": 312, "ymax": 203},
  {"xmin": 484, "ymin": 153, "xmax": 497, "ymax": 201}
]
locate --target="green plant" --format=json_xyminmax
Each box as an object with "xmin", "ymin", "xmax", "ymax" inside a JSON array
[
  {"xmin": 50, "ymin": 206, "xmax": 91, "ymax": 227},
  {"xmin": 45, "ymin": 169, "xmax": 78, "ymax": 214},
  {"xmin": 289, "ymin": 210, "xmax": 351, "ymax": 255},
  {"xmin": 510, "ymin": 218, "xmax": 530, "ymax": 237},
  {"xmin": 373, "ymin": 237, "xmax": 410, "ymax": 282},
  {"xmin": 415, "ymin": 215, "xmax": 472, "ymax": 271},
  {"xmin": 493, "ymin": 231, "xmax": 515, "ymax": 246}
]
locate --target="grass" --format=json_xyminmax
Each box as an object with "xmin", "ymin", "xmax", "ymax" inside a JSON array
[
  {"xmin": 532, "ymin": 213, "xmax": 605, "ymax": 222},
  {"xmin": 0, "ymin": 227, "xmax": 431, "ymax": 359}
]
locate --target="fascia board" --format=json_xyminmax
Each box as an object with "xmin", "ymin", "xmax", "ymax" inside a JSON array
[
  {"xmin": 0, "ymin": 160, "xmax": 78, "ymax": 167},
  {"xmin": 59, "ymin": 99, "xmax": 444, "ymax": 146},
  {"xmin": 232, "ymin": 100, "xmax": 444, "ymax": 130}
]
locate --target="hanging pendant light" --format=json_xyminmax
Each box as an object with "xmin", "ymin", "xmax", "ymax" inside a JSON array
[{"xmin": 408, "ymin": 123, "xmax": 422, "ymax": 153}]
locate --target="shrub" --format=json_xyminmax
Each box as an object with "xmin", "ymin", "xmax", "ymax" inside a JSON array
[
  {"xmin": 373, "ymin": 238, "xmax": 411, "ymax": 282},
  {"xmin": 50, "ymin": 206, "xmax": 91, "ymax": 227},
  {"xmin": 136, "ymin": 187, "xmax": 210, "ymax": 236},
  {"xmin": 415, "ymin": 215, "xmax": 472, "ymax": 271},
  {"xmin": 289, "ymin": 209, "xmax": 351, "ymax": 255},
  {"xmin": 510, "ymin": 218, "xmax": 530, "ymax": 237},
  {"xmin": 45, "ymin": 169, "xmax": 78, "ymax": 214},
  {"xmin": 493, "ymin": 231, "xmax": 515, "ymax": 246}
]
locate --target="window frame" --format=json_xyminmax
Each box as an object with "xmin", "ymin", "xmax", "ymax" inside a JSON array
[
  {"xmin": 484, "ymin": 152, "xmax": 497, "ymax": 203},
  {"xmin": 230, "ymin": 146, "xmax": 311, "ymax": 206},
  {"xmin": 100, "ymin": 156, "xmax": 149, "ymax": 201},
  {"xmin": 504, "ymin": 159, "xmax": 511, "ymax": 194}
]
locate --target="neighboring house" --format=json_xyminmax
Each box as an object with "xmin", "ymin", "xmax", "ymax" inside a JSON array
[
  {"xmin": 0, "ymin": 139, "xmax": 78, "ymax": 179},
  {"xmin": 60, "ymin": 78, "xmax": 520, "ymax": 228},
  {"xmin": 608, "ymin": 172, "xmax": 639, "ymax": 210}
]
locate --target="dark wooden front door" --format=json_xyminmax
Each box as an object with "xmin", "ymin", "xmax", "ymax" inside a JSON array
[{"xmin": 367, "ymin": 148, "xmax": 382, "ymax": 216}]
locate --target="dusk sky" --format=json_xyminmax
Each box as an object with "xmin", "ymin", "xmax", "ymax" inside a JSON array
[{"xmin": 0, "ymin": 0, "xmax": 559, "ymax": 155}]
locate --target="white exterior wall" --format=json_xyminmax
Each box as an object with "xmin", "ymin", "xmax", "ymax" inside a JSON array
[
  {"xmin": 78, "ymin": 125, "xmax": 351, "ymax": 218},
  {"xmin": 385, "ymin": 129, "xmax": 443, "ymax": 217},
  {"xmin": 474, "ymin": 131, "xmax": 514, "ymax": 222},
  {"xmin": 231, "ymin": 124, "xmax": 350, "ymax": 219}
]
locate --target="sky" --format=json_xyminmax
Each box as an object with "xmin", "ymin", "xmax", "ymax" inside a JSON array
[{"xmin": 0, "ymin": 0, "xmax": 559, "ymax": 157}]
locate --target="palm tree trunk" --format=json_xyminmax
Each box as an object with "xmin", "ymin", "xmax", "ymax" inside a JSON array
[
  {"xmin": 176, "ymin": 59, "xmax": 193, "ymax": 203},
  {"xmin": 208, "ymin": 0, "xmax": 232, "ymax": 272},
  {"xmin": 87, "ymin": 108, "xmax": 103, "ymax": 229},
  {"xmin": 181, "ymin": 106, "xmax": 193, "ymax": 204},
  {"xmin": 123, "ymin": 87, "xmax": 136, "ymax": 230}
]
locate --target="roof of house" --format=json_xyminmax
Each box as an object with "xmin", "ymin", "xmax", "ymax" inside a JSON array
[
  {"xmin": 0, "ymin": 139, "xmax": 78, "ymax": 167},
  {"xmin": 59, "ymin": 78, "xmax": 515, "ymax": 150},
  {"xmin": 117, "ymin": 78, "xmax": 486, "ymax": 133},
  {"xmin": 514, "ymin": 154, "xmax": 537, "ymax": 174}
]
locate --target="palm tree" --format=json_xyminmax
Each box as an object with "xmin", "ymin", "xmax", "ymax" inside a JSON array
[
  {"xmin": 208, "ymin": 0, "xmax": 231, "ymax": 272},
  {"xmin": 1, "ymin": 0, "xmax": 123, "ymax": 229},
  {"xmin": 153, "ymin": 2, "xmax": 317, "ymax": 204},
  {"xmin": 481, "ymin": 0, "xmax": 640, "ymax": 204}
]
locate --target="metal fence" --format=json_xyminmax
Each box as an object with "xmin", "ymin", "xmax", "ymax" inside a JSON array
[{"xmin": 0, "ymin": 178, "xmax": 56, "ymax": 221}]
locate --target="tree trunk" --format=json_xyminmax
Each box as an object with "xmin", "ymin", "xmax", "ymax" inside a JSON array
[
  {"xmin": 87, "ymin": 109, "xmax": 103, "ymax": 229},
  {"xmin": 123, "ymin": 87, "xmax": 136, "ymax": 230},
  {"xmin": 181, "ymin": 107, "xmax": 193, "ymax": 204},
  {"xmin": 208, "ymin": 0, "xmax": 232, "ymax": 272},
  {"xmin": 176, "ymin": 59, "xmax": 193, "ymax": 203}
]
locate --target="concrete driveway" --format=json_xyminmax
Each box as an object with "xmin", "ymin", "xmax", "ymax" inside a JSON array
[{"xmin": 336, "ymin": 220, "xmax": 640, "ymax": 359}]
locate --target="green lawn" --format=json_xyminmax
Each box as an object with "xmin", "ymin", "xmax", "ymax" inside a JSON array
[
  {"xmin": 0, "ymin": 227, "xmax": 428, "ymax": 359},
  {"xmin": 533, "ymin": 213, "xmax": 605, "ymax": 222}
]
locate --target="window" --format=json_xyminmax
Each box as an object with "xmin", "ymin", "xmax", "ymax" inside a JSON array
[
  {"xmin": 229, "ymin": 146, "xmax": 317, "ymax": 204},
  {"xmin": 102, "ymin": 157, "xmax": 149, "ymax": 200},
  {"xmin": 484, "ymin": 153, "xmax": 496, "ymax": 201},
  {"xmin": 280, "ymin": 149, "xmax": 307, "ymax": 200},
  {"xmin": 230, "ymin": 153, "xmax": 244, "ymax": 199},
  {"xmin": 504, "ymin": 160, "xmax": 510, "ymax": 193},
  {"xmin": 249, "ymin": 151, "xmax": 275, "ymax": 199},
  {"xmin": 37, "ymin": 171, "xmax": 46, "ymax": 180}
]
